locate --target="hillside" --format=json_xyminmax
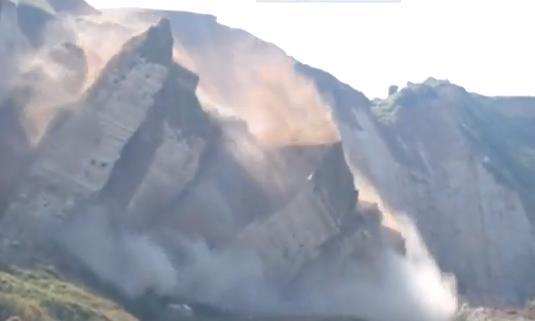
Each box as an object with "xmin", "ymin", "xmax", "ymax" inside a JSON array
[
  {"xmin": 0, "ymin": 267, "xmax": 138, "ymax": 321},
  {"xmin": 0, "ymin": 1, "xmax": 534, "ymax": 321}
]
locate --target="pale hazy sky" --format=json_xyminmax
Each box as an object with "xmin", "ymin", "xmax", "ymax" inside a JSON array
[{"xmin": 85, "ymin": 0, "xmax": 534, "ymax": 99}]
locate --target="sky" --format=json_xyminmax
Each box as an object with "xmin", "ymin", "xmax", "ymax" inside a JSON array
[{"xmin": 85, "ymin": 0, "xmax": 534, "ymax": 99}]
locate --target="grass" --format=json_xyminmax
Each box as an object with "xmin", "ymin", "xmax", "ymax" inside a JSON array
[
  {"xmin": 0, "ymin": 267, "xmax": 369, "ymax": 321},
  {"xmin": 371, "ymin": 97, "xmax": 400, "ymax": 124},
  {"xmin": 0, "ymin": 267, "xmax": 139, "ymax": 321}
]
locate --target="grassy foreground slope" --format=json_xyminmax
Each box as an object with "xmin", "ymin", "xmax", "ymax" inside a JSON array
[
  {"xmin": 0, "ymin": 267, "xmax": 138, "ymax": 321},
  {"xmin": 0, "ymin": 267, "xmax": 368, "ymax": 321}
]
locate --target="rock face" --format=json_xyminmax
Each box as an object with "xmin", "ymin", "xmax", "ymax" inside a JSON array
[
  {"xmin": 0, "ymin": 1, "xmax": 32, "ymax": 213},
  {"xmin": 0, "ymin": 0, "xmax": 30, "ymax": 97},
  {"xmin": 0, "ymin": 12, "xmax": 398, "ymax": 315},
  {"xmin": 0, "ymin": 18, "xmax": 179, "ymax": 261},
  {"xmin": 367, "ymin": 83, "xmax": 535, "ymax": 306},
  {"xmin": 301, "ymin": 68, "xmax": 535, "ymax": 305},
  {"xmin": 0, "ymin": 1, "xmax": 533, "ymax": 315},
  {"xmin": 0, "ymin": 99, "xmax": 30, "ymax": 215}
]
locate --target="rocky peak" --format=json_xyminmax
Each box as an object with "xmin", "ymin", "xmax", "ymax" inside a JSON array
[
  {"xmin": 0, "ymin": 20, "xmax": 193, "ymax": 265},
  {"xmin": 86, "ymin": 18, "xmax": 174, "ymax": 92},
  {"xmin": 125, "ymin": 18, "xmax": 173, "ymax": 67},
  {"xmin": 85, "ymin": 19, "xmax": 176, "ymax": 106}
]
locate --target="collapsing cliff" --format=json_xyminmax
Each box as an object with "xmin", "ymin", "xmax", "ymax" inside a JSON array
[
  {"xmin": 0, "ymin": 8, "xmax": 461, "ymax": 321},
  {"xmin": 4, "ymin": 1, "xmax": 534, "ymax": 320},
  {"xmin": 156, "ymin": 8, "xmax": 535, "ymax": 307}
]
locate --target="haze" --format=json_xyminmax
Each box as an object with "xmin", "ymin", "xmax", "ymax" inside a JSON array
[{"xmin": 84, "ymin": 0, "xmax": 535, "ymax": 99}]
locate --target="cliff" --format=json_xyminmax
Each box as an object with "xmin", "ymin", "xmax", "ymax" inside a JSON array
[
  {"xmin": 1, "ymin": 2, "xmax": 533, "ymax": 320},
  {"xmin": 0, "ymin": 12, "xmax": 400, "ymax": 318},
  {"xmin": 304, "ymin": 72, "xmax": 535, "ymax": 305}
]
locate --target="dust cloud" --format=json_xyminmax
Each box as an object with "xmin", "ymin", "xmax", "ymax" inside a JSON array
[
  {"xmin": 58, "ymin": 206, "xmax": 178, "ymax": 298},
  {"xmin": 58, "ymin": 203, "xmax": 458, "ymax": 321},
  {"xmin": 238, "ymin": 57, "xmax": 340, "ymax": 148},
  {"xmin": 169, "ymin": 29, "xmax": 340, "ymax": 149},
  {"xmin": 3, "ymin": 9, "xmax": 459, "ymax": 321}
]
